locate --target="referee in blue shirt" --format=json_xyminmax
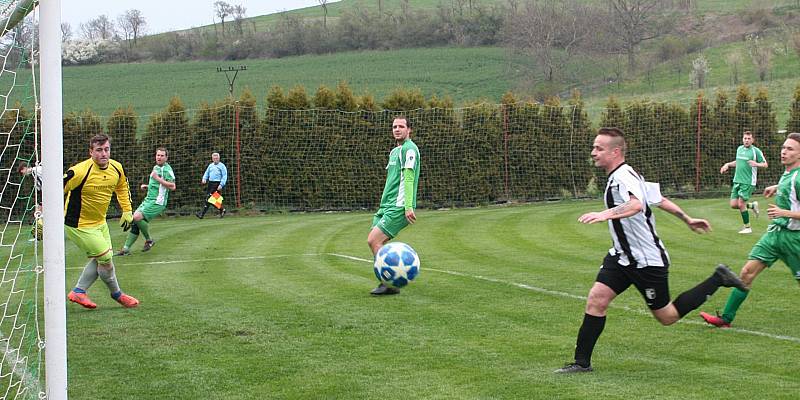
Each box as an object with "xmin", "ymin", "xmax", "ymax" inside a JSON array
[{"xmin": 196, "ymin": 152, "xmax": 228, "ymax": 219}]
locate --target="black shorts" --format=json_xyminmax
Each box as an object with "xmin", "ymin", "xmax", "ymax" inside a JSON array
[
  {"xmin": 206, "ymin": 181, "xmax": 221, "ymax": 195},
  {"xmin": 596, "ymin": 254, "xmax": 671, "ymax": 310}
]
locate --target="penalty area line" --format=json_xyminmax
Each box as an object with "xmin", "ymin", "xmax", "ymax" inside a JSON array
[{"xmin": 325, "ymin": 253, "xmax": 800, "ymax": 344}]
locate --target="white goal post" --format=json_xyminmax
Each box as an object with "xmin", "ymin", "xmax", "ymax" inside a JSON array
[{"xmin": 40, "ymin": 0, "xmax": 66, "ymax": 399}]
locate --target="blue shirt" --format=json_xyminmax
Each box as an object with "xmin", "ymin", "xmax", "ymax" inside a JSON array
[{"xmin": 203, "ymin": 162, "xmax": 228, "ymax": 188}]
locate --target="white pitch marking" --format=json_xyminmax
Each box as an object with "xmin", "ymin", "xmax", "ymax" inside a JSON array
[
  {"xmin": 62, "ymin": 252, "xmax": 800, "ymax": 344},
  {"xmin": 65, "ymin": 254, "xmax": 323, "ymax": 270},
  {"xmin": 325, "ymin": 253, "xmax": 800, "ymax": 344}
]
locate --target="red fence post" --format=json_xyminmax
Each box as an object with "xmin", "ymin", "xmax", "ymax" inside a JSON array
[
  {"xmin": 235, "ymin": 101, "xmax": 241, "ymax": 208},
  {"xmin": 502, "ymin": 104, "xmax": 510, "ymax": 201},
  {"xmin": 695, "ymin": 94, "xmax": 703, "ymax": 193}
]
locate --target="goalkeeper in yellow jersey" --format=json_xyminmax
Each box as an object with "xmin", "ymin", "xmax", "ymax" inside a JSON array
[{"xmin": 64, "ymin": 133, "xmax": 139, "ymax": 309}]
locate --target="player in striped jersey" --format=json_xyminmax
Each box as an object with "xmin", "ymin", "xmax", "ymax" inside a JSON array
[
  {"xmin": 556, "ymin": 127, "xmax": 745, "ymax": 373},
  {"xmin": 701, "ymin": 132, "xmax": 800, "ymax": 328},
  {"xmin": 720, "ymin": 131, "xmax": 767, "ymax": 234}
]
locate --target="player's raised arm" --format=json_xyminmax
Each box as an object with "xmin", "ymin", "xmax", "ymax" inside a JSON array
[{"xmin": 657, "ymin": 197, "xmax": 711, "ymax": 233}]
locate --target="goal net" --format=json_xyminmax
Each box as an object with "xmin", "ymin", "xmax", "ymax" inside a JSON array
[{"xmin": 0, "ymin": 0, "xmax": 45, "ymax": 398}]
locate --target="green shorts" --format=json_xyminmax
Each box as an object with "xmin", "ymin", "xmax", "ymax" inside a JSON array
[
  {"xmin": 372, "ymin": 207, "xmax": 409, "ymax": 239},
  {"xmin": 65, "ymin": 223, "xmax": 112, "ymax": 258},
  {"xmin": 730, "ymin": 183, "xmax": 755, "ymax": 201},
  {"xmin": 137, "ymin": 201, "xmax": 166, "ymax": 221},
  {"xmin": 748, "ymin": 225, "xmax": 800, "ymax": 281}
]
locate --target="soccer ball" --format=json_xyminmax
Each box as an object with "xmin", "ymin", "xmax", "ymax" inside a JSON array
[{"xmin": 373, "ymin": 242, "xmax": 420, "ymax": 288}]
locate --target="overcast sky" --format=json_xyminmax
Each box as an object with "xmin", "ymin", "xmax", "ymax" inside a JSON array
[{"xmin": 61, "ymin": 0, "xmax": 338, "ymax": 34}]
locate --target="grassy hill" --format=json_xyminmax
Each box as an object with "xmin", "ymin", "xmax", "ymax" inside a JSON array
[
  {"xmin": 64, "ymin": 0, "xmax": 800, "ymax": 126},
  {"xmin": 63, "ymin": 42, "xmax": 800, "ymax": 125},
  {"xmin": 63, "ymin": 46, "xmax": 525, "ymax": 117}
]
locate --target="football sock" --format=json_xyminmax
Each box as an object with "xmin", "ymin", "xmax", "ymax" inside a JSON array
[
  {"xmin": 138, "ymin": 219, "xmax": 151, "ymax": 240},
  {"xmin": 672, "ymin": 273, "xmax": 721, "ymax": 317},
  {"xmin": 741, "ymin": 211, "xmax": 749, "ymax": 225},
  {"xmin": 123, "ymin": 232, "xmax": 138, "ymax": 250},
  {"xmin": 97, "ymin": 263, "xmax": 121, "ymax": 294},
  {"xmin": 574, "ymin": 313, "xmax": 605, "ymax": 367},
  {"xmin": 721, "ymin": 288, "xmax": 749, "ymax": 323},
  {"xmin": 75, "ymin": 258, "xmax": 99, "ymax": 291}
]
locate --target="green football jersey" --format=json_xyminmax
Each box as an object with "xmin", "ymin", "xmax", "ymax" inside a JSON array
[
  {"xmin": 145, "ymin": 163, "xmax": 175, "ymax": 206},
  {"xmin": 379, "ymin": 139, "xmax": 420, "ymax": 209},
  {"xmin": 771, "ymin": 167, "xmax": 800, "ymax": 230},
  {"xmin": 733, "ymin": 145, "xmax": 765, "ymax": 185}
]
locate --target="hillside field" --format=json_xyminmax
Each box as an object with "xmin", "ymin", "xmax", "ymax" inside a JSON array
[{"xmin": 64, "ymin": 42, "xmax": 800, "ymax": 126}]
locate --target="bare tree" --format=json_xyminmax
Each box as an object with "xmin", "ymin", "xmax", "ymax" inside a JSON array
[
  {"xmin": 793, "ymin": 32, "xmax": 800, "ymax": 59},
  {"xmin": 605, "ymin": 0, "xmax": 672, "ymax": 72},
  {"xmin": 232, "ymin": 4, "xmax": 247, "ymax": 36},
  {"xmin": 504, "ymin": 0, "xmax": 593, "ymax": 82},
  {"xmin": 61, "ymin": 22, "xmax": 72, "ymax": 43},
  {"xmin": 746, "ymin": 34, "xmax": 772, "ymax": 82},
  {"xmin": 725, "ymin": 50, "xmax": 743, "ymax": 85},
  {"xmin": 506, "ymin": 0, "xmax": 519, "ymax": 13},
  {"xmin": 318, "ymin": 0, "xmax": 328, "ymax": 29},
  {"xmin": 80, "ymin": 15, "xmax": 116, "ymax": 40},
  {"xmin": 214, "ymin": 1, "xmax": 233, "ymax": 36},
  {"xmin": 117, "ymin": 9, "xmax": 146, "ymax": 48}
]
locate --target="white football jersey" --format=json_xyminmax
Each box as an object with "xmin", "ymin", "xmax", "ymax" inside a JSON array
[{"xmin": 604, "ymin": 163, "xmax": 670, "ymax": 268}]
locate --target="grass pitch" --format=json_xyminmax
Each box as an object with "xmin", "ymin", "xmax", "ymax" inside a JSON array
[{"xmin": 64, "ymin": 198, "xmax": 799, "ymax": 399}]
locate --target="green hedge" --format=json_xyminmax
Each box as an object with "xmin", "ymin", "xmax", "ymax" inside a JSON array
[{"xmin": 54, "ymin": 83, "xmax": 799, "ymax": 212}]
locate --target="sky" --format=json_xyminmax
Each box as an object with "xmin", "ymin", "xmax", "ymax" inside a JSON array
[{"xmin": 61, "ymin": 0, "xmax": 337, "ymax": 34}]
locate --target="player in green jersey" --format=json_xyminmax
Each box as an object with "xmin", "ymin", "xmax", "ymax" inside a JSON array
[
  {"xmin": 720, "ymin": 131, "xmax": 767, "ymax": 234},
  {"xmin": 368, "ymin": 116, "xmax": 421, "ymax": 295},
  {"xmin": 701, "ymin": 132, "xmax": 800, "ymax": 327},
  {"xmin": 116, "ymin": 148, "xmax": 176, "ymax": 255}
]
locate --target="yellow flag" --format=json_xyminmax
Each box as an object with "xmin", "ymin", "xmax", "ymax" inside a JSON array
[{"xmin": 207, "ymin": 191, "xmax": 224, "ymax": 209}]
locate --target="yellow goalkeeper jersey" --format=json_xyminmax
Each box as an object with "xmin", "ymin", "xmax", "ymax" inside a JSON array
[{"xmin": 63, "ymin": 158, "xmax": 132, "ymax": 228}]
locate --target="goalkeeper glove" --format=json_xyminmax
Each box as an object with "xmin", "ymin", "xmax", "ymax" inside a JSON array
[{"xmin": 120, "ymin": 211, "xmax": 133, "ymax": 232}]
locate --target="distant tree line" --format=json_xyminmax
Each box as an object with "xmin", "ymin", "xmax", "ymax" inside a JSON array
[{"xmin": 54, "ymin": 0, "xmax": 703, "ymax": 66}]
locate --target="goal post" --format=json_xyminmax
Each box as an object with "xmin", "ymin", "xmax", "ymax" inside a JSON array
[{"xmin": 40, "ymin": 1, "xmax": 68, "ymax": 400}]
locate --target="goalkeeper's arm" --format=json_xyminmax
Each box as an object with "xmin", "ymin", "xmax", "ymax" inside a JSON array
[{"xmin": 403, "ymin": 168, "xmax": 416, "ymax": 223}]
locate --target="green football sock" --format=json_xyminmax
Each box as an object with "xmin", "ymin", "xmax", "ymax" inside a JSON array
[
  {"xmin": 123, "ymin": 232, "xmax": 139, "ymax": 250},
  {"xmin": 721, "ymin": 287, "xmax": 749, "ymax": 323},
  {"xmin": 741, "ymin": 211, "xmax": 750, "ymax": 225},
  {"xmin": 138, "ymin": 219, "xmax": 151, "ymax": 240}
]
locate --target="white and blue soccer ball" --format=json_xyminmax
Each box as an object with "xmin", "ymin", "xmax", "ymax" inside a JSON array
[{"xmin": 373, "ymin": 242, "xmax": 420, "ymax": 288}]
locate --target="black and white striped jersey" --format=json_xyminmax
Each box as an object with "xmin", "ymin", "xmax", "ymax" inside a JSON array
[
  {"xmin": 604, "ymin": 163, "xmax": 670, "ymax": 268},
  {"xmin": 26, "ymin": 164, "xmax": 42, "ymax": 192}
]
